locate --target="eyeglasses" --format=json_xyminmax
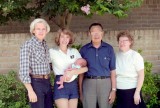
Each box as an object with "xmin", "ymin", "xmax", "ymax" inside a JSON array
[
  {"xmin": 90, "ymin": 32, "xmax": 103, "ymax": 35},
  {"xmin": 118, "ymin": 40, "xmax": 129, "ymax": 43}
]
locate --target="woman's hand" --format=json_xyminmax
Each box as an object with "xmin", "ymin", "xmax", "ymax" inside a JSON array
[
  {"xmin": 65, "ymin": 69, "xmax": 75, "ymax": 81},
  {"xmin": 134, "ymin": 91, "xmax": 141, "ymax": 105}
]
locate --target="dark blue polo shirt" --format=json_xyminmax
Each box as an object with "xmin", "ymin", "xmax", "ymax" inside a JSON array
[{"xmin": 80, "ymin": 41, "xmax": 116, "ymax": 77}]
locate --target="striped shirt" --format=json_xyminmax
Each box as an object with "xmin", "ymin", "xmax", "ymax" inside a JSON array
[{"xmin": 19, "ymin": 36, "xmax": 50, "ymax": 83}]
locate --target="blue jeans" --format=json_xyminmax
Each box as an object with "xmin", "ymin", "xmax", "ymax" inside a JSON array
[{"xmin": 30, "ymin": 78, "xmax": 53, "ymax": 108}]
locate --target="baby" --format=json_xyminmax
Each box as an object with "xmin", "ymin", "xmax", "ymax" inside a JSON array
[{"xmin": 56, "ymin": 58, "xmax": 87, "ymax": 89}]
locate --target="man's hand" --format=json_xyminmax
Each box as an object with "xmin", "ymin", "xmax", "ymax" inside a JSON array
[
  {"xmin": 28, "ymin": 90, "xmax": 37, "ymax": 103},
  {"xmin": 108, "ymin": 90, "xmax": 116, "ymax": 104},
  {"xmin": 79, "ymin": 93, "xmax": 83, "ymax": 102}
]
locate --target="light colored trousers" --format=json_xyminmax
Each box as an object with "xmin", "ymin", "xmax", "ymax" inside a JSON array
[{"xmin": 82, "ymin": 78, "xmax": 112, "ymax": 108}]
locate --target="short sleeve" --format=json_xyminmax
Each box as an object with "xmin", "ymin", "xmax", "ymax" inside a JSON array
[
  {"xmin": 80, "ymin": 46, "xmax": 85, "ymax": 58},
  {"xmin": 73, "ymin": 48, "xmax": 82, "ymax": 59},
  {"xmin": 134, "ymin": 52, "xmax": 144, "ymax": 72},
  {"xmin": 109, "ymin": 47, "xmax": 116, "ymax": 71},
  {"xmin": 49, "ymin": 49, "xmax": 54, "ymax": 62}
]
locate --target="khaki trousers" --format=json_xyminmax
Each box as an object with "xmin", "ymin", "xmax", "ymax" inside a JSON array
[{"xmin": 82, "ymin": 78, "xmax": 112, "ymax": 108}]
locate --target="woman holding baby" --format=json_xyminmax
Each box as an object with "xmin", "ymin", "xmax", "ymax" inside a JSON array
[{"xmin": 49, "ymin": 28, "xmax": 88, "ymax": 108}]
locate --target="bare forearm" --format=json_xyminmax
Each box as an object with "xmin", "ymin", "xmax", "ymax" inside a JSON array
[
  {"xmin": 24, "ymin": 83, "xmax": 38, "ymax": 102},
  {"xmin": 111, "ymin": 70, "xmax": 116, "ymax": 90},
  {"xmin": 24, "ymin": 83, "xmax": 34, "ymax": 93},
  {"xmin": 73, "ymin": 67, "xmax": 88, "ymax": 75},
  {"xmin": 79, "ymin": 74, "xmax": 84, "ymax": 92},
  {"xmin": 136, "ymin": 69, "xmax": 144, "ymax": 92},
  {"xmin": 109, "ymin": 70, "xmax": 116, "ymax": 104}
]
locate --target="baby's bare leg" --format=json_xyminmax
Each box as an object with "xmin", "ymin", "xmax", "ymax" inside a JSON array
[{"xmin": 56, "ymin": 76, "xmax": 65, "ymax": 89}]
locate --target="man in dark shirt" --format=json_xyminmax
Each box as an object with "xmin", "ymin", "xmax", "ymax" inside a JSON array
[{"xmin": 79, "ymin": 23, "xmax": 116, "ymax": 108}]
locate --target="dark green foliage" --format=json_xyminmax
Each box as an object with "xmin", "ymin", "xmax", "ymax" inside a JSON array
[
  {"xmin": 71, "ymin": 44, "xmax": 82, "ymax": 51},
  {"xmin": 0, "ymin": 71, "xmax": 29, "ymax": 108},
  {"xmin": 0, "ymin": 0, "xmax": 143, "ymax": 28},
  {"xmin": 1, "ymin": 59, "xmax": 159, "ymax": 108},
  {"xmin": 0, "ymin": 0, "xmax": 34, "ymax": 25},
  {"xmin": 142, "ymin": 62, "xmax": 160, "ymax": 108},
  {"xmin": 153, "ymin": 73, "xmax": 160, "ymax": 91}
]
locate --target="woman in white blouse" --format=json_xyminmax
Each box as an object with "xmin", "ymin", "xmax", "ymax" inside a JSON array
[
  {"xmin": 116, "ymin": 31, "xmax": 146, "ymax": 108},
  {"xmin": 49, "ymin": 28, "xmax": 88, "ymax": 108}
]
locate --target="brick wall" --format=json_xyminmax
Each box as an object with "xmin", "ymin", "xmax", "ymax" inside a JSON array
[
  {"xmin": 0, "ymin": 30, "xmax": 160, "ymax": 74},
  {"xmin": 0, "ymin": 0, "xmax": 160, "ymax": 33},
  {"xmin": 0, "ymin": 0, "xmax": 160, "ymax": 73}
]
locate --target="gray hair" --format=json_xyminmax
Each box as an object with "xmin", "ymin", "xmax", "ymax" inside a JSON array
[{"xmin": 30, "ymin": 18, "xmax": 50, "ymax": 35}]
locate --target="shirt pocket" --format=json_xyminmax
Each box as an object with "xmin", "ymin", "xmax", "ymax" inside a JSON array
[
  {"xmin": 99, "ymin": 55, "xmax": 110, "ymax": 68},
  {"xmin": 33, "ymin": 50, "xmax": 46, "ymax": 64}
]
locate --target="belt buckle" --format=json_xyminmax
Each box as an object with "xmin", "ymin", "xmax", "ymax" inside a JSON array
[{"xmin": 44, "ymin": 75, "xmax": 48, "ymax": 79}]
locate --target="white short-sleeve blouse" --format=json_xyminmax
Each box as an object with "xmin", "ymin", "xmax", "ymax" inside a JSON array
[
  {"xmin": 49, "ymin": 47, "xmax": 81, "ymax": 75},
  {"xmin": 116, "ymin": 49, "xmax": 144, "ymax": 89}
]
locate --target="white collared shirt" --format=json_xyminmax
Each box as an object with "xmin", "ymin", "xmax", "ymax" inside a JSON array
[{"xmin": 49, "ymin": 47, "xmax": 81, "ymax": 75}]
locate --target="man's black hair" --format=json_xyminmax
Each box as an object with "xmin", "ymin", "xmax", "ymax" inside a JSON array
[{"xmin": 89, "ymin": 23, "xmax": 103, "ymax": 31}]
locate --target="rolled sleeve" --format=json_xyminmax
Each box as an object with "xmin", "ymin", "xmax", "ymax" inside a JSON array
[
  {"xmin": 19, "ymin": 44, "xmax": 31, "ymax": 83},
  {"xmin": 74, "ymin": 49, "xmax": 82, "ymax": 59}
]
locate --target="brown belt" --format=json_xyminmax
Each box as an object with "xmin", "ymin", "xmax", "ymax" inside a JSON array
[{"xmin": 30, "ymin": 74, "xmax": 50, "ymax": 79}]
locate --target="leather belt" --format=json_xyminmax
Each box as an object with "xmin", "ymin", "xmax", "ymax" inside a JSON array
[
  {"xmin": 85, "ymin": 76, "xmax": 110, "ymax": 79},
  {"xmin": 30, "ymin": 74, "xmax": 50, "ymax": 79}
]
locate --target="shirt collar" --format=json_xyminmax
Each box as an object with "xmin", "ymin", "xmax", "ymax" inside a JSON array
[
  {"xmin": 32, "ymin": 36, "xmax": 46, "ymax": 46},
  {"xmin": 87, "ymin": 41, "xmax": 107, "ymax": 48}
]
